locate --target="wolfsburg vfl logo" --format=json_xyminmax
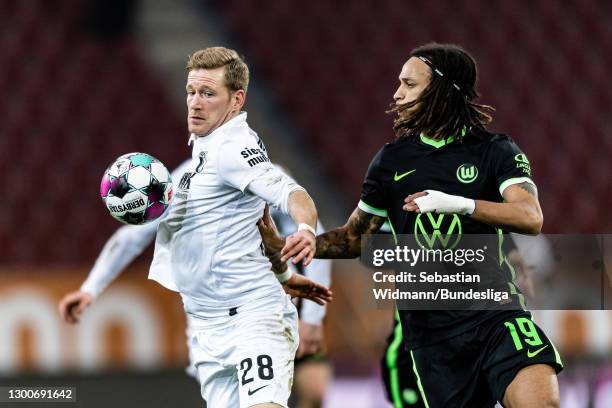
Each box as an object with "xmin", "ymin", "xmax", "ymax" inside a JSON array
[
  {"xmin": 456, "ymin": 163, "xmax": 478, "ymax": 183},
  {"xmin": 414, "ymin": 213, "xmax": 462, "ymax": 249}
]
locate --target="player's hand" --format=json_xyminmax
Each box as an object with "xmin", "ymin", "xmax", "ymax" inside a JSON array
[
  {"xmin": 257, "ymin": 205, "xmax": 285, "ymax": 253},
  {"xmin": 282, "ymin": 274, "xmax": 333, "ymax": 305},
  {"xmin": 403, "ymin": 191, "xmax": 429, "ymax": 213},
  {"xmin": 404, "ymin": 190, "xmax": 475, "ymax": 215},
  {"xmin": 297, "ymin": 321, "xmax": 325, "ymax": 358},
  {"xmin": 58, "ymin": 290, "xmax": 93, "ymax": 324},
  {"xmin": 281, "ymin": 229, "xmax": 316, "ymax": 266}
]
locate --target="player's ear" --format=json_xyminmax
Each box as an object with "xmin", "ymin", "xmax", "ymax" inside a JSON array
[{"xmin": 232, "ymin": 89, "xmax": 245, "ymax": 111}]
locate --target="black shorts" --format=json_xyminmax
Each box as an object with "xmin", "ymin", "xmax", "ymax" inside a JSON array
[
  {"xmin": 408, "ymin": 311, "xmax": 563, "ymax": 407},
  {"xmin": 381, "ymin": 318, "xmax": 426, "ymax": 407}
]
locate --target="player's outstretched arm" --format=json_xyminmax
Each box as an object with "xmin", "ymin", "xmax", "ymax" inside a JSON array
[
  {"xmin": 58, "ymin": 216, "xmax": 159, "ymax": 324},
  {"xmin": 282, "ymin": 274, "xmax": 333, "ymax": 305},
  {"xmin": 241, "ymin": 163, "xmax": 317, "ymax": 266},
  {"xmin": 472, "ymin": 183, "xmax": 543, "ymax": 234},
  {"xmin": 315, "ymin": 207, "xmax": 387, "ymax": 258},
  {"xmin": 258, "ymin": 206, "xmax": 333, "ymax": 305},
  {"xmin": 287, "ymin": 190, "xmax": 317, "ymax": 233},
  {"xmin": 404, "ymin": 182, "xmax": 543, "ymax": 234},
  {"xmin": 258, "ymin": 206, "xmax": 290, "ymax": 274},
  {"xmin": 273, "ymin": 207, "xmax": 385, "ymax": 260},
  {"xmin": 58, "ymin": 290, "xmax": 93, "ymax": 324},
  {"xmin": 281, "ymin": 190, "xmax": 318, "ymax": 266}
]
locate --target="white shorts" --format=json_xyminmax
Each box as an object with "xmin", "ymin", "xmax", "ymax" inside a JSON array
[{"xmin": 188, "ymin": 294, "xmax": 299, "ymax": 408}]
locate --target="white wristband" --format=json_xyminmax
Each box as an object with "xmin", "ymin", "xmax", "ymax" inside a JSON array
[
  {"xmin": 275, "ymin": 268, "xmax": 293, "ymax": 284},
  {"xmin": 297, "ymin": 223, "xmax": 316, "ymax": 236}
]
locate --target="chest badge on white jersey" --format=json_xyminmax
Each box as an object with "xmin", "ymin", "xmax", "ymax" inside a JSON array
[{"xmin": 195, "ymin": 151, "xmax": 207, "ymax": 173}]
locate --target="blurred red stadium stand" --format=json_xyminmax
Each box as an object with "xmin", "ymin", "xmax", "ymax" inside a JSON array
[
  {"xmin": 0, "ymin": 0, "xmax": 185, "ymax": 264},
  {"xmin": 1, "ymin": 0, "xmax": 611, "ymax": 265},
  {"xmin": 213, "ymin": 0, "xmax": 612, "ymax": 233}
]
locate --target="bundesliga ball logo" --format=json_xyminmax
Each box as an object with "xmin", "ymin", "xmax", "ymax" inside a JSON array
[{"xmin": 100, "ymin": 153, "xmax": 173, "ymax": 225}]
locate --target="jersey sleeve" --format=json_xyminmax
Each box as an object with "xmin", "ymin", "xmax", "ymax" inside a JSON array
[
  {"xmin": 358, "ymin": 146, "xmax": 388, "ymax": 217},
  {"xmin": 217, "ymin": 136, "xmax": 274, "ymax": 192},
  {"xmin": 489, "ymin": 136, "xmax": 536, "ymax": 196},
  {"xmin": 81, "ymin": 223, "xmax": 157, "ymax": 296}
]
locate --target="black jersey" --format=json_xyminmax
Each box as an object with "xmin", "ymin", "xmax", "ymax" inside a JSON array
[{"xmin": 359, "ymin": 127, "xmax": 535, "ymax": 347}]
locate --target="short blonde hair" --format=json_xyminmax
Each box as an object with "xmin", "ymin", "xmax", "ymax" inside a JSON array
[{"xmin": 186, "ymin": 47, "xmax": 249, "ymax": 93}]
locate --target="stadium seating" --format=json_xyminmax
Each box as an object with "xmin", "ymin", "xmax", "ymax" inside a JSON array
[
  {"xmin": 213, "ymin": 0, "xmax": 612, "ymax": 233},
  {"xmin": 1, "ymin": 0, "xmax": 610, "ymax": 264},
  {"xmin": 0, "ymin": 0, "xmax": 185, "ymax": 263}
]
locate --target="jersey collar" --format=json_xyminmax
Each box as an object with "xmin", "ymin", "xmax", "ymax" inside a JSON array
[
  {"xmin": 419, "ymin": 127, "xmax": 467, "ymax": 149},
  {"xmin": 188, "ymin": 111, "xmax": 248, "ymax": 146},
  {"xmin": 419, "ymin": 134, "xmax": 455, "ymax": 148}
]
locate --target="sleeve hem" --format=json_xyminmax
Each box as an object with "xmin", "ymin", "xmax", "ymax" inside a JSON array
[
  {"xmin": 80, "ymin": 280, "xmax": 102, "ymax": 298},
  {"xmin": 499, "ymin": 177, "xmax": 535, "ymax": 196},
  {"xmin": 358, "ymin": 200, "xmax": 388, "ymax": 217}
]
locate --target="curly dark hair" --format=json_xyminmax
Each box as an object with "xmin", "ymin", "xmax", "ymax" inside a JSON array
[{"xmin": 388, "ymin": 43, "xmax": 495, "ymax": 140}]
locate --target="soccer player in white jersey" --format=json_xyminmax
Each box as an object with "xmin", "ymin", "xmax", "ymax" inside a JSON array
[
  {"xmin": 58, "ymin": 162, "xmax": 332, "ymax": 384},
  {"xmin": 154, "ymin": 47, "xmax": 328, "ymax": 408},
  {"xmin": 60, "ymin": 46, "xmax": 332, "ymax": 408}
]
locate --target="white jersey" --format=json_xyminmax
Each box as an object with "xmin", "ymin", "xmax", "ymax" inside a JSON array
[{"xmin": 149, "ymin": 112, "xmax": 304, "ymax": 318}]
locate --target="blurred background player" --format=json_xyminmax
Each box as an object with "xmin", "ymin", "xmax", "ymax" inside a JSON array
[
  {"xmin": 270, "ymin": 166, "xmax": 332, "ymax": 408},
  {"xmin": 376, "ymin": 222, "xmax": 425, "ymax": 408}
]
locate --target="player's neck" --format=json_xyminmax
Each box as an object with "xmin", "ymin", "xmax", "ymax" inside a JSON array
[{"xmin": 198, "ymin": 111, "xmax": 243, "ymax": 138}]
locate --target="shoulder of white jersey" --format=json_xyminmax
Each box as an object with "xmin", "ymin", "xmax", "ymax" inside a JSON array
[
  {"xmin": 227, "ymin": 122, "xmax": 256, "ymax": 143},
  {"xmin": 215, "ymin": 126, "xmax": 258, "ymax": 157}
]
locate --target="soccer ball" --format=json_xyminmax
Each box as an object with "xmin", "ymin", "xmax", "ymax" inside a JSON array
[{"xmin": 100, "ymin": 153, "xmax": 173, "ymax": 225}]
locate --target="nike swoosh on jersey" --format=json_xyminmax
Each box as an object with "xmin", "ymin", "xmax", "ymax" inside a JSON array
[
  {"xmin": 394, "ymin": 169, "xmax": 416, "ymax": 181},
  {"xmin": 247, "ymin": 385, "xmax": 270, "ymax": 396},
  {"xmin": 527, "ymin": 345, "xmax": 549, "ymax": 358}
]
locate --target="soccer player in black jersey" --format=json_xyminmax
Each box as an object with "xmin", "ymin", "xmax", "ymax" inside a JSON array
[
  {"xmin": 272, "ymin": 43, "xmax": 563, "ymax": 407},
  {"xmin": 379, "ymin": 234, "xmax": 535, "ymax": 408}
]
